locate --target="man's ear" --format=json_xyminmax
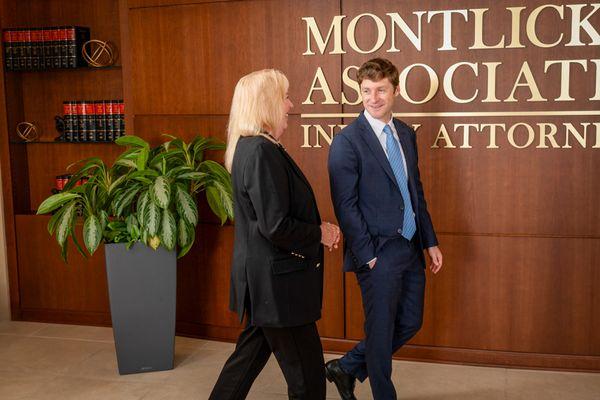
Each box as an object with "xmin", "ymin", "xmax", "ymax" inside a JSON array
[{"xmin": 393, "ymin": 85, "xmax": 400, "ymax": 97}]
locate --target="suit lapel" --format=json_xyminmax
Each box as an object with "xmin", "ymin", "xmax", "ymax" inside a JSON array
[{"xmin": 357, "ymin": 113, "xmax": 398, "ymax": 189}]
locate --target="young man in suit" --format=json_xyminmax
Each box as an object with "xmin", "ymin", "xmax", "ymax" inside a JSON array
[{"xmin": 326, "ymin": 58, "xmax": 443, "ymax": 400}]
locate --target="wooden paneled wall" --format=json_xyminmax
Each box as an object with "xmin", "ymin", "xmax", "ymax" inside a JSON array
[
  {"xmin": 119, "ymin": 0, "xmax": 600, "ymax": 369},
  {"xmin": 1, "ymin": 0, "xmax": 598, "ymax": 371}
]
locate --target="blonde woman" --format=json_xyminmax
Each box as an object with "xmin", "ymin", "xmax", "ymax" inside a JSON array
[{"xmin": 209, "ymin": 69, "xmax": 340, "ymax": 400}]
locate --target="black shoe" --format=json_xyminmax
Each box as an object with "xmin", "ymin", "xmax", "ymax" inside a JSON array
[{"xmin": 325, "ymin": 359, "xmax": 357, "ymax": 400}]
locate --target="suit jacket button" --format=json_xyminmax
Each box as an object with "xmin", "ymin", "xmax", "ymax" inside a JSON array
[
  {"xmin": 397, "ymin": 228, "xmax": 402, "ymax": 234},
  {"xmin": 316, "ymin": 262, "xmax": 321, "ymax": 268}
]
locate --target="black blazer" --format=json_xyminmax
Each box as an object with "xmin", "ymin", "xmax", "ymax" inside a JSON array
[
  {"xmin": 229, "ymin": 135, "xmax": 324, "ymax": 327},
  {"xmin": 328, "ymin": 112, "xmax": 438, "ymax": 272}
]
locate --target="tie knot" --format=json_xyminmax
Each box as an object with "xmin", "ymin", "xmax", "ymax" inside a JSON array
[{"xmin": 383, "ymin": 124, "xmax": 393, "ymax": 136}]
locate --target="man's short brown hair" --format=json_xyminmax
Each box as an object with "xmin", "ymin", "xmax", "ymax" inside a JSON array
[{"xmin": 356, "ymin": 58, "xmax": 399, "ymax": 88}]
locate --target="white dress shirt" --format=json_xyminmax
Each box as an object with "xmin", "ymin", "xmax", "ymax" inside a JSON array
[{"xmin": 363, "ymin": 110, "xmax": 408, "ymax": 177}]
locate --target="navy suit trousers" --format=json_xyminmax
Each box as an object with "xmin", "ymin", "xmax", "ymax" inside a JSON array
[{"xmin": 339, "ymin": 237, "xmax": 426, "ymax": 400}]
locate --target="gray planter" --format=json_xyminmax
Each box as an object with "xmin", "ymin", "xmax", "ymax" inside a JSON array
[{"xmin": 104, "ymin": 242, "xmax": 177, "ymax": 375}]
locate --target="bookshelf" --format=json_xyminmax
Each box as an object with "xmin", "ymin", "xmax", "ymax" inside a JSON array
[{"xmin": 0, "ymin": 0, "xmax": 124, "ymax": 323}]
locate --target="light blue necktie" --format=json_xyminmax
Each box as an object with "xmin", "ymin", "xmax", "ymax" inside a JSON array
[{"xmin": 383, "ymin": 124, "xmax": 416, "ymax": 240}]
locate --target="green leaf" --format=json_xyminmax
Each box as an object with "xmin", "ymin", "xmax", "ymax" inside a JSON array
[
  {"xmin": 136, "ymin": 191, "xmax": 150, "ymax": 226},
  {"xmin": 206, "ymin": 186, "xmax": 229, "ymax": 225},
  {"xmin": 107, "ymin": 175, "xmax": 127, "ymax": 195},
  {"xmin": 37, "ymin": 192, "xmax": 80, "ymax": 215},
  {"xmin": 56, "ymin": 202, "xmax": 77, "ymax": 246},
  {"xmin": 141, "ymin": 228, "xmax": 149, "ymax": 246},
  {"xmin": 113, "ymin": 186, "xmax": 141, "ymax": 217},
  {"xmin": 115, "ymin": 135, "xmax": 150, "ymax": 149},
  {"xmin": 83, "ymin": 215, "xmax": 102, "ymax": 255},
  {"xmin": 146, "ymin": 201, "xmax": 161, "ymax": 236},
  {"xmin": 160, "ymin": 209, "xmax": 176, "ymax": 250},
  {"xmin": 99, "ymin": 210, "xmax": 109, "ymax": 231},
  {"xmin": 177, "ymin": 219, "xmax": 195, "ymax": 258},
  {"xmin": 178, "ymin": 172, "xmax": 207, "ymax": 181},
  {"xmin": 137, "ymin": 147, "xmax": 149, "ymax": 171},
  {"xmin": 114, "ymin": 158, "xmax": 137, "ymax": 169},
  {"xmin": 48, "ymin": 206, "xmax": 66, "ymax": 235},
  {"xmin": 152, "ymin": 176, "xmax": 171, "ymax": 209},
  {"xmin": 175, "ymin": 185, "xmax": 198, "ymax": 226},
  {"xmin": 126, "ymin": 215, "xmax": 140, "ymax": 241},
  {"xmin": 71, "ymin": 230, "xmax": 87, "ymax": 258}
]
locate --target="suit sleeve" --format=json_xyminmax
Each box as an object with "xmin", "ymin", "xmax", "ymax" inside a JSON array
[
  {"xmin": 410, "ymin": 131, "xmax": 438, "ymax": 248},
  {"xmin": 244, "ymin": 143, "xmax": 321, "ymax": 251},
  {"xmin": 328, "ymin": 134, "xmax": 376, "ymax": 266}
]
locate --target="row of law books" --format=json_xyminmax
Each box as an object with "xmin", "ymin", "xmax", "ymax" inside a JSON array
[
  {"xmin": 60, "ymin": 100, "xmax": 125, "ymax": 142},
  {"xmin": 2, "ymin": 26, "xmax": 90, "ymax": 71}
]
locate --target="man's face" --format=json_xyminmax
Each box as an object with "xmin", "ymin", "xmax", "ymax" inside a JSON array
[{"xmin": 360, "ymin": 78, "xmax": 399, "ymax": 123}]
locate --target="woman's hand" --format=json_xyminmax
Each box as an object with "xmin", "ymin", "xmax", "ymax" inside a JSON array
[{"xmin": 320, "ymin": 222, "xmax": 341, "ymax": 251}]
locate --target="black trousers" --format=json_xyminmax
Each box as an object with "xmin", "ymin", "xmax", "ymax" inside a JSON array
[{"xmin": 209, "ymin": 322, "xmax": 326, "ymax": 400}]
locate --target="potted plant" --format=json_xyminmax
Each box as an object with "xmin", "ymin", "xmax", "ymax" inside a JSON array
[{"xmin": 36, "ymin": 134, "xmax": 234, "ymax": 375}]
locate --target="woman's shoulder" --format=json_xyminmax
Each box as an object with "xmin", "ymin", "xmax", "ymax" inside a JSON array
[{"xmin": 237, "ymin": 135, "xmax": 280, "ymax": 154}]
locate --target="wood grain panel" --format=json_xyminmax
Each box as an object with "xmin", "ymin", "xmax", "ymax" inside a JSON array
[
  {"xmin": 346, "ymin": 234, "xmax": 600, "ymax": 356},
  {"xmin": 177, "ymin": 223, "xmax": 238, "ymax": 328},
  {"xmin": 0, "ymin": 0, "xmax": 22, "ymax": 316},
  {"xmin": 15, "ymin": 215, "xmax": 111, "ymax": 312},
  {"xmin": 129, "ymin": 0, "xmax": 234, "ymax": 8},
  {"xmin": 26, "ymin": 143, "xmax": 123, "ymax": 212},
  {"xmin": 321, "ymin": 338, "xmax": 600, "ymax": 371},
  {"xmin": 127, "ymin": 0, "xmax": 342, "ymax": 115},
  {"xmin": 14, "ymin": 0, "xmax": 121, "ymax": 48},
  {"xmin": 419, "ymin": 115, "xmax": 600, "ymax": 237}
]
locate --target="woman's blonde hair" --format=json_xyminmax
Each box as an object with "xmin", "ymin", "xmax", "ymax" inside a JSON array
[{"xmin": 224, "ymin": 69, "xmax": 289, "ymax": 172}]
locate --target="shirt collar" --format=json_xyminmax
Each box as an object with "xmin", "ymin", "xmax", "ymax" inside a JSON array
[{"xmin": 364, "ymin": 109, "xmax": 395, "ymax": 139}]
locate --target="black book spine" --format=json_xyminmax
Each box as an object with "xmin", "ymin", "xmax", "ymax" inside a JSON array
[
  {"xmin": 86, "ymin": 102, "xmax": 96, "ymax": 141},
  {"xmin": 23, "ymin": 29, "xmax": 32, "ymax": 70},
  {"xmin": 2, "ymin": 30, "xmax": 12, "ymax": 71},
  {"xmin": 43, "ymin": 28, "xmax": 52, "ymax": 70},
  {"xmin": 118, "ymin": 100, "xmax": 125, "ymax": 137},
  {"xmin": 18, "ymin": 29, "xmax": 26, "ymax": 71},
  {"xmin": 74, "ymin": 101, "xmax": 83, "ymax": 142},
  {"xmin": 79, "ymin": 101, "xmax": 88, "ymax": 141},
  {"xmin": 66, "ymin": 27, "xmax": 76, "ymax": 68},
  {"xmin": 51, "ymin": 27, "xmax": 61, "ymax": 69},
  {"xmin": 31, "ymin": 28, "xmax": 42, "ymax": 70},
  {"xmin": 60, "ymin": 26, "xmax": 69, "ymax": 69},
  {"xmin": 105, "ymin": 101, "xmax": 115, "ymax": 141},
  {"xmin": 74, "ymin": 26, "xmax": 90, "ymax": 67},
  {"xmin": 94, "ymin": 101, "xmax": 106, "ymax": 141},
  {"xmin": 63, "ymin": 101, "xmax": 74, "ymax": 141}
]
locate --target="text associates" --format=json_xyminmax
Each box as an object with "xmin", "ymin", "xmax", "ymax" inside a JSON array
[{"xmin": 299, "ymin": 3, "xmax": 600, "ymax": 149}]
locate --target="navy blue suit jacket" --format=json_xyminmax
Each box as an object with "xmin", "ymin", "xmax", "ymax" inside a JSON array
[{"xmin": 328, "ymin": 112, "xmax": 438, "ymax": 272}]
